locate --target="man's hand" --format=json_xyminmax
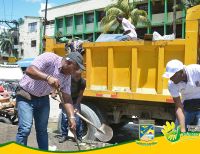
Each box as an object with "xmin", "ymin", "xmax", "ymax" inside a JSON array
[
  {"xmin": 69, "ymin": 118, "xmax": 76, "ymax": 131},
  {"xmin": 47, "ymin": 76, "xmax": 60, "ymax": 89}
]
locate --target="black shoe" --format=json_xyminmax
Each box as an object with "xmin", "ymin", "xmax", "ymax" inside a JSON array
[{"xmin": 59, "ymin": 136, "xmax": 68, "ymax": 143}]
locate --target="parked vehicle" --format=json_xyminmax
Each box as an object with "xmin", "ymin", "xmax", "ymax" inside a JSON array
[{"xmin": 0, "ymin": 64, "xmax": 23, "ymax": 124}]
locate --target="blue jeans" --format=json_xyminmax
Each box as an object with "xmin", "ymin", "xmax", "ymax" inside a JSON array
[
  {"xmin": 185, "ymin": 110, "xmax": 200, "ymax": 131},
  {"xmin": 16, "ymin": 95, "xmax": 50, "ymax": 150},
  {"xmin": 115, "ymin": 35, "xmax": 135, "ymax": 41},
  {"xmin": 61, "ymin": 102, "xmax": 83, "ymax": 139},
  {"xmin": 175, "ymin": 110, "xmax": 200, "ymax": 131}
]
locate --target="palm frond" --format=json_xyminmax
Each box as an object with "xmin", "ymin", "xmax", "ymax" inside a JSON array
[
  {"xmin": 100, "ymin": 0, "xmax": 149, "ymax": 33},
  {"xmin": 106, "ymin": 7, "xmax": 123, "ymax": 16},
  {"xmin": 103, "ymin": 19, "xmax": 118, "ymax": 33}
]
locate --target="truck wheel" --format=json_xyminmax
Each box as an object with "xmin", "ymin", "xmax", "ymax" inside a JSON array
[
  {"xmin": 81, "ymin": 104, "xmax": 101, "ymax": 140},
  {"xmin": 0, "ymin": 117, "xmax": 12, "ymax": 124},
  {"xmin": 57, "ymin": 104, "xmax": 102, "ymax": 141}
]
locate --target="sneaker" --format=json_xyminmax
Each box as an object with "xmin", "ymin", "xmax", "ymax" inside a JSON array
[{"xmin": 59, "ymin": 136, "xmax": 68, "ymax": 143}]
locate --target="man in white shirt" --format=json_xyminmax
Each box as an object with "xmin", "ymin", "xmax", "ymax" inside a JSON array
[
  {"xmin": 163, "ymin": 60, "xmax": 200, "ymax": 132},
  {"xmin": 116, "ymin": 15, "xmax": 137, "ymax": 41}
]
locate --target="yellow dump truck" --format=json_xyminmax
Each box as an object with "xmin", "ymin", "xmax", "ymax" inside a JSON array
[{"xmin": 46, "ymin": 5, "xmax": 200, "ymax": 140}]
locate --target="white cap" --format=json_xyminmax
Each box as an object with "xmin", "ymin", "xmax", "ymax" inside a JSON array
[{"xmin": 163, "ymin": 60, "xmax": 184, "ymax": 78}]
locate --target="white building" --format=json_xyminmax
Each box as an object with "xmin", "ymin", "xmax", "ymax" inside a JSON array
[{"xmin": 19, "ymin": 16, "xmax": 42, "ymax": 58}]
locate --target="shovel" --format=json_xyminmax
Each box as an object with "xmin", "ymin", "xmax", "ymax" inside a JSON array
[
  {"xmin": 71, "ymin": 129, "xmax": 81, "ymax": 151},
  {"xmin": 55, "ymin": 90, "xmax": 113, "ymax": 142}
]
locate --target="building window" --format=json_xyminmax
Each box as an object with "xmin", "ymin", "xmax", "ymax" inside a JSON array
[
  {"xmin": 76, "ymin": 15, "xmax": 83, "ymax": 25},
  {"xmin": 31, "ymin": 40, "xmax": 36, "ymax": 47},
  {"xmin": 86, "ymin": 12, "xmax": 94, "ymax": 24},
  {"xmin": 152, "ymin": 1, "xmax": 164, "ymax": 14},
  {"xmin": 97, "ymin": 11, "xmax": 105, "ymax": 22},
  {"xmin": 66, "ymin": 17, "xmax": 73, "ymax": 27},
  {"xmin": 28, "ymin": 22, "xmax": 37, "ymax": 32},
  {"xmin": 57, "ymin": 18, "xmax": 63, "ymax": 28}
]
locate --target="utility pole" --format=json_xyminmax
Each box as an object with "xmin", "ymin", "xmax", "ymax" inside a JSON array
[
  {"xmin": 43, "ymin": 0, "xmax": 48, "ymax": 37},
  {"xmin": 42, "ymin": 0, "xmax": 48, "ymax": 52}
]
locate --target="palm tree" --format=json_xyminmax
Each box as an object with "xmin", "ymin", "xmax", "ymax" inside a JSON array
[
  {"xmin": 100, "ymin": 0, "xmax": 149, "ymax": 33},
  {"xmin": 0, "ymin": 30, "xmax": 15, "ymax": 56}
]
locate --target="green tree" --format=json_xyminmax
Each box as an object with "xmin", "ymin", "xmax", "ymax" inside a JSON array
[
  {"xmin": 17, "ymin": 18, "xmax": 24, "ymax": 25},
  {"xmin": 0, "ymin": 30, "xmax": 15, "ymax": 56},
  {"xmin": 100, "ymin": 0, "xmax": 149, "ymax": 33}
]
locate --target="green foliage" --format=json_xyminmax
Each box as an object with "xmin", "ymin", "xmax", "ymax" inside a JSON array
[
  {"xmin": 0, "ymin": 30, "xmax": 14, "ymax": 56},
  {"xmin": 100, "ymin": 0, "xmax": 150, "ymax": 33}
]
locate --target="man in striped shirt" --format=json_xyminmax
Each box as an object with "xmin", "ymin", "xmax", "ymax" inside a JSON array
[{"xmin": 16, "ymin": 52, "xmax": 85, "ymax": 150}]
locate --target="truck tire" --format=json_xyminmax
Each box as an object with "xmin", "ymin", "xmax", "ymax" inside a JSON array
[
  {"xmin": 57, "ymin": 104, "xmax": 102, "ymax": 141},
  {"xmin": 0, "ymin": 117, "xmax": 12, "ymax": 124},
  {"xmin": 81, "ymin": 104, "xmax": 102, "ymax": 140}
]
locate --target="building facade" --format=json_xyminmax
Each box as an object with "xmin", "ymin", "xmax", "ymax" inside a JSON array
[
  {"xmin": 19, "ymin": 16, "xmax": 42, "ymax": 58},
  {"xmin": 41, "ymin": 0, "xmax": 186, "ymax": 41}
]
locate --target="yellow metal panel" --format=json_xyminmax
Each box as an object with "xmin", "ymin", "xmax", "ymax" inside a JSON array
[
  {"xmin": 91, "ymin": 48, "xmax": 108, "ymax": 87},
  {"xmin": 113, "ymin": 47, "xmax": 131, "ymax": 88},
  {"xmin": 84, "ymin": 89, "xmax": 173, "ymax": 103},
  {"xmin": 185, "ymin": 20, "xmax": 199, "ymax": 64},
  {"xmin": 157, "ymin": 47, "xmax": 164, "ymax": 94},
  {"xmin": 108, "ymin": 48, "xmax": 113, "ymax": 91},
  {"xmin": 186, "ymin": 5, "xmax": 200, "ymax": 21},
  {"xmin": 45, "ymin": 37, "xmax": 67, "ymax": 56},
  {"xmin": 131, "ymin": 48, "xmax": 138, "ymax": 92},
  {"xmin": 86, "ymin": 48, "xmax": 92, "ymax": 89},
  {"xmin": 137, "ymin": 46, "xmax": 157, "ymax": 89}
]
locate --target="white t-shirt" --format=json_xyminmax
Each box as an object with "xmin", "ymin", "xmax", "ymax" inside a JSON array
[
  {"xmin": 168, "ymin": 64, "xmax": 200, "ymax": 103},
  {"xmin": 122, "ymin": 18, "xmax": 137, "ymax": 38}
]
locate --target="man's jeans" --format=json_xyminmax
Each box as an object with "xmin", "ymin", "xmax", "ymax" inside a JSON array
[
  {"xmin": 61, "ymin": 102, "xmax": 83, "ymax": 139},
  {"xmin": 185, "ymin": 110, "xmax": 200, "ymax": 131},
  {"xmin": 16, "ymin": 95, "xmax": 50, "ymax": 150},
  {"xmin": 176, "ymin": 110, "xmax": 200, "ymax": 131}
]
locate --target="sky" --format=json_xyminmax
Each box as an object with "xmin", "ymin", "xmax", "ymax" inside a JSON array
[{"xmin": 0, "ymin": 0, "xmax": 78, "ymax": 24}]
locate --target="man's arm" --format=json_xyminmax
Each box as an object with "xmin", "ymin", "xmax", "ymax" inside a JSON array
[
  {"xmin": 123, "ymin": 30, "xmax": 131, "ymax": 35},
  {"xmin": 75, "ymin": 79, "xmax": 86, "ymax": 105},
  {"xmin": 75, "ymin": 90, "xmax": 84, "ymax": 105},
  {"xmin": 173, "ymin": 96, "xmax": 186, "ymax": 132},
  {"xmin": 26, "ymin": 65, "xmax": 48, "ymax": 80},
  {"xmin": 61, "ymin": 92, "xmax": 76, "ymax": 130},
  {"xmin": 26, "ymin": 66, "xmax": 60, "ymax": 89}
]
